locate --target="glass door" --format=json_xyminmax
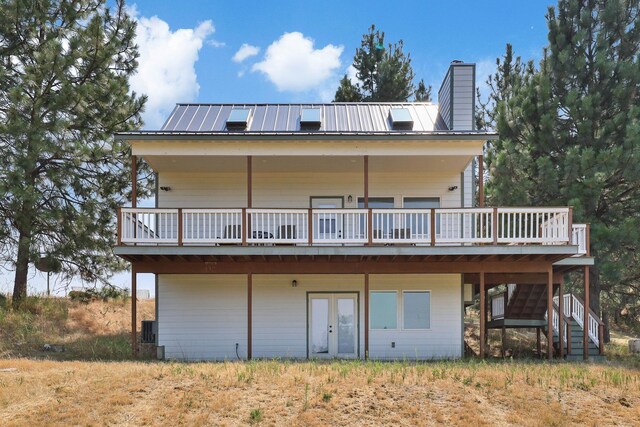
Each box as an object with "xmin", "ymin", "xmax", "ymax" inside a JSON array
[
  {"xmin": 308, "ymin": 293, "xmax": 358, "ymax": 358},
  {"xmin": 311, "ymin": 197, "xmax": 343, "ymax": 241}
]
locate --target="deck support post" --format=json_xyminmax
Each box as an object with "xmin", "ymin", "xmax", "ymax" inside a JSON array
[
  {"xmin": 247, "ymin": 156, "xmax": 252, "ymax": 208},
  {"xmin": 479, "ymin": 272, "xmax": 486, "ymax": 358},
  {"xmin": 364, "ymin": 273, "xmax": 369, "ymax": 359},
  {"xmin": 547, "ymin": 267, "xmax": 553, "ymax": 360},
  {"xmin": 131, "ymin": 267, "xmax": 137, "ymax": 358},
  {"xmin": 536, "ymin": 327, "xmax": 541, "ymax": 358},
  {"xmin": 584, "ymin": 265, "xmax": 590, "ymax": 360},
  {"xmin": 247, "ymin": 273, "xmax": 252, "ymax": 360},
  {"xmin": 364, "ymin": 156, "xmax": 372, "ymax": 245},
  {"xmin": 478, "ymin": 155, "xmax": 484, "ymax": 208},
  {"xmin": 559, "ymin": 276, "xmax": 564, "ymax": 358},
  {"xmin": 501, "ymin": 326, "xmax": 506, "ymax": 358}
]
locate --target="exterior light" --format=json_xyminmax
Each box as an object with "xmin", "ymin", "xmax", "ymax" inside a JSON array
[
  {"xmin": 347, "ymin": 195, "xmax": 353, "ymax": 203},
  {"xmin": 291, "ymin": 280, "xmax": 298, "ymax": 288},
  {"xmin": 448, "ymin": 186, "xmax": 458, "ymax": 191},
  {"xmin": 160, "ymin": 186, "xmax": 171, "ymax": 192}
]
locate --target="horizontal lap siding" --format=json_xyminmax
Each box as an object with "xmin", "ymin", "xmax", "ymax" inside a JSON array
[
  {"xmin": 158, "ymin": 170, "xmax": 463, "ymax": 209},
  {"xmin": 252, "ymin": 275, "xmax": 365, "ymax": 359},
  {"xmin": 452, "ymin": 66, "xmax": 474, "ymax": 131},
  {"xmin": 369, "ymin": 274, "xmax": 463, "ymax": 359},
  {"xmin": 158, "ymin": 275, "xmax": 247, "ymax": 361}
]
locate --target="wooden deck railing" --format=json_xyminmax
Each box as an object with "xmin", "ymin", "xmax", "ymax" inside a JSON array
[{"xmin": 117, "ymin": 207, "xmax": 588, "ymax": 251}]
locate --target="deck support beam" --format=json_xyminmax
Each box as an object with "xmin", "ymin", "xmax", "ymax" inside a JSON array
[
  {"xmin": 547, "ymin": 266, "xmax": 553, "ymax": 360},
  {"xmin": 248, "ymin": 273, "xmax": 252, "ymax": 360},
  {"xmin": 364, "ymin": 273, "xmax": 369, "ymax": 359},
  {"xmin": 131, "ymin": 268, "xmax": 137, "ymax": 358},
  {"xmin": 584, "ymin": 265, "xmax": 590, "ymax": 360},
  {"xmin": 479, "ymin": 272, "xmax": 485, "ymax": 358}
]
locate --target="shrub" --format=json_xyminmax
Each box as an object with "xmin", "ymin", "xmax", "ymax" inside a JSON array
[
  {"xmin": 249, "ymin": 408, "xmax": 263, "ymax": 423},
  {"xmin": 68, "ymin": 290, "xmax": 95, "ymax": 304},
  {"xmin": 0, "ymin": 294, "xmax": 7, "ymax": 310}
]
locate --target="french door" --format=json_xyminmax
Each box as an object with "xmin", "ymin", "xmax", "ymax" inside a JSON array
[{"xmin": 308, "ymin": 293, "xmax": 358, "ymax": 359}]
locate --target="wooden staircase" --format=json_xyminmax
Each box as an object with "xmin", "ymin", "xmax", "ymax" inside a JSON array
[{"xmin": 492, "ymin": 284, "xmax": 605, "ymax": 359}]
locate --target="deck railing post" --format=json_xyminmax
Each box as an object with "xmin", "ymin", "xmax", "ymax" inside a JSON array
[
  {"xmin": 367, "ymin": 208, "xmax": 373, "ymax": 245},
  {"xmin": 567, "ymin": 206, "xmax": 573, "ymax": 245},
  {"xmin": 308, "ymin": 208, "xmax": 313, "ymax": 245},
  {"xmin": 430, "ymin": 208, "xmax": 436, "ymax": 246},
  {"xmin": 117, "ymin": 207, "xmax": 122, "ymax": 246},
  {"xmin": 492, "ymin": 207, "xmax": 498, "ymax": 245},
  {"xmin": 599, "ymin": 323, "xmax": 604, "ymax": 355},
  {"xmin": 242, "ymin": 208, "xmax": 247, "ymax": 246},
  {"xmin": 177, "ymin": 208, "xmax": 183, "ymax": 246}
]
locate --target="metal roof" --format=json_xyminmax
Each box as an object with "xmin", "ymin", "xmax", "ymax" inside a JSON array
[{"xmin": 160, "ymin": 103, "xmax": 445, "ymax": 133}]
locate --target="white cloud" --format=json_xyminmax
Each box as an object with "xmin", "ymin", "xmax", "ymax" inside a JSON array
[
  {"xmin": 128, "ymin": 9, "xmax": 215, "ymax": 129},
  {"xmin": 252, "ymin": 32, "xmax": 343, "ymax": 92},
  {"xmin": 233, "ymin": 43, "xmax": 260, "ymax": 63}
]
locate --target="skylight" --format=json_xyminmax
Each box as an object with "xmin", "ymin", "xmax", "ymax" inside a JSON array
[
  {"xmin": 300, "ymin": 107, "xmax": 321, "ymax": 129},
  {"xmin": 226, "ymin": 108, "xmax": 252, "ymax": 130},
  {"xmin": 389, "ymin": 108, "xmax": 414, "ymax": 130}
]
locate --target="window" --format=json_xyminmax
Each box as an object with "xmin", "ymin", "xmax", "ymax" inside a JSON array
[
  {"xmin": 358, "ymin": 197, "xmax": 395, "ymax": 239},
  {"xmin": 370, "ymin": 291, "xmax": 397, "ymax": 329},
  {"xmin": 389, "ymin": 108, "xmax": 414, "ymax": 130},
  {"xmin": 226, "ymin": 108, "xmax": 251, "ymax": 130},
  {"xmin": 403, "ymin": 197, "xmax": 440, "ymax": 209},
  {"xmin": 403, "ymin": 291, "xmax": 430, "ymax": 329},
  {"xmin": 300, "ymin": 107, "xmax": 321, "ymax": 129}
]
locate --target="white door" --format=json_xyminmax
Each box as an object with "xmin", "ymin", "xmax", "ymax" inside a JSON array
[
  {"xmin": 308, "ymin": 293, "xmax": 358, "ymax": 359},
  {"xmin": 310, "ymin": 197, "xmax": 343, "ymax": 241}
]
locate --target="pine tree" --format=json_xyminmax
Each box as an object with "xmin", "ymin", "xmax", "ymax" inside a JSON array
[
  {"xmin": 0, "ymin": 0, "xmax": 151, "ymax": 307},
  {"xmin": 334, "ymin": 75, "xmax": 362, "ymax": 102},
  {"xmin": 414, "ymin": 80, "xmax": 432, "ymax": 102},
  {"xmin": 482, "ymin": 0, "xmax": 640, "ymax": 333},
  {"xmin": 334, "ymin": 25, "xmax": 425, "ymax": 102}
]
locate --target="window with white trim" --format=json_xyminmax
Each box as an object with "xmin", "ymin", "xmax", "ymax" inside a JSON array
[
  {"xmin": 403, "ymin": 291, "xmax": 430, "ymax": 329},
  {"xmin": 370, "ymin": 291, "xmax": 397, "ymax": 329}
]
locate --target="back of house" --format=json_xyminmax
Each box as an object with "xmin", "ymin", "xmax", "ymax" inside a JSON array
[{"xmin": 114, "ymin": 61, "xmax": 599, "ymax": 361}]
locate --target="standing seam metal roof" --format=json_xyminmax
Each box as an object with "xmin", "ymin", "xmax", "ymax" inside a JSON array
[{"xmin": 160, "ymin": 103, "xmax": 447, "ymax": 133}]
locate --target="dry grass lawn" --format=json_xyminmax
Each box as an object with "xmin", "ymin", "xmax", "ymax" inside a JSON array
[{"xmin": 1, "ymin": 358, "xmax": 639, "ymax": 426}]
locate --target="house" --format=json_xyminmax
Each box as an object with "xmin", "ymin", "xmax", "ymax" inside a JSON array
[{"xmin": 114, "ymin": 61, "xmax": 600, "ymax": 361}]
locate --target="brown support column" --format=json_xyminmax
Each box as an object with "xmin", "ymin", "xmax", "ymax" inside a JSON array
[
  {"xmin": 547, "ymin": 267, "xmax": 553, "ymax": 360},
  {"xmin": 559, "ymin": 276, "xmax": 564, "ymax": 358},
  {"xmin": 536, "ymin": 327, "xmax": 541, "ymax": 358},
  {"xmin": 501, "ymin": 326, "xmax": 506, "ymax": 358},
  {"xmin": 479, "ymin": 272, "xmax": 485, "ymax": 358},
  {"xmin": 131, "ymin": 267, "xmax": 137, "ymax": 358},
  {"xmin": 363, "ymin": 155, "xmax": 369, "ymax": 208},
  {"xmin": 131, "ymin": 155, "xmax": 137, "ymax": 208},
  {"xmin": 247, "ymin": 273, "xmax": 252, "ymax": 360},
  {"xmin": 247, "ymin": 156, "xmax": 252, "ymax": 208},
  {"xmin": 364, "ymin": 273, "xmax": 369, "ymax": 359},
  {"xmin": 478, "ymin": 154, "xmax": 484, "ymax": 208},
  {"xmin": 364, "ymin": 156, "xmax": 372, "ymax": 245},
  {"xmin": 584, "ymin": 265, "xmax": 590, "ymax": 360}
]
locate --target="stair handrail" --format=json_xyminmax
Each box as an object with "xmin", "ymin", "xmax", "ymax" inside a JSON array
[
  {"xmin": 566, "ymin": 292, "xmax": 602, "ymax": 348},
  {"xmin": 550, "ymin": 300, "xmax": 570, "ymax": 347}
]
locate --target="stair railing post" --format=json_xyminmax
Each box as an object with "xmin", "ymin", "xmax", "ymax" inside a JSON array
[{"xmin": 559, "ymin": 277, "xmax": 564, "ymax": 358}]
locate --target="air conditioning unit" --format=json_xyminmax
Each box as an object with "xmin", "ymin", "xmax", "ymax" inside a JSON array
[{"xmin": 141, "ymin": 320, "xmax": 157, "ymax": 344}]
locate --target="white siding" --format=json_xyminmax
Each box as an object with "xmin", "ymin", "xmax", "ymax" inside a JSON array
[
  {"xmin": 463, "ymin": 161, "xmax": 473, "ymax": 207},
  {"xmin": 157, "ymin": 274, "xmax": 463, "ymax": 361},
  {"xmin": 369, "ymin": 274, "xmax": 463, "ymax": 359},
  {"xmin": 252, "ymin": 274, "xmax": 365, "ymax": 359},
  {"xmin": 158, "ymin": 170, "xmax": 464, "ymax": 209},
  {"xmin": 158, "ymin": 275, "xmax": 247, "ymax": 361}
]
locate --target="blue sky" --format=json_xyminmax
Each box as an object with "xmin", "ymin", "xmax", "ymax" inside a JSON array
[
  {"xmin": 0, "ymin": 0, "xmax": 556, "ymax": 297},
  {"xmin": 128, "ymin": 0, "xmax": 553, "ymax": 128}
]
